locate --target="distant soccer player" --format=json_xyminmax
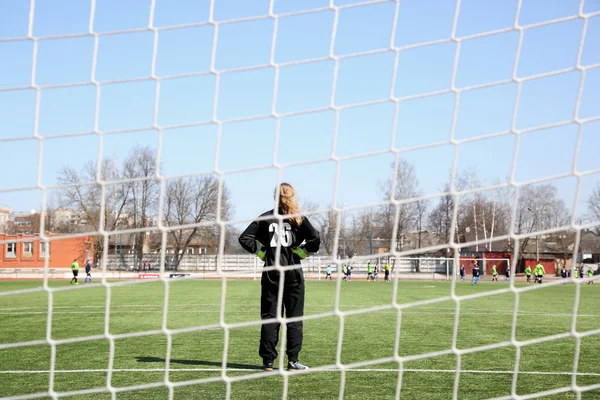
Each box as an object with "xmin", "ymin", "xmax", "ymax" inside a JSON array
[
  {"xmin": 238, "ymin": 182, "xmax": 320, "ymax": 371},
  {"xmin": 70, "ymin": 258, "xmax": 79, "ymax": 285},
  {"xmin": 587, "ymin": 267, "xmax": 594, "ymax": 284},
  {"xmin": 460, "ymin": 265, "xmax": 465, "ymax": 282},
  {"xmin": 342, "ymin": 264, "xmax": 348, "ymax": 281},
  {"xmin": 534, "ymin": 262, "xmax": 545, "ymax": 284},
  {"xmin": 367, "ymin": 262, "xmax": 373, "ymax": 281},
  {"xmin": 574, "ymin": 267, "xmax": 579, "ymax": 282},
  {"xmin": 505, "ymin": 265, "xmax": 511, "ymax": 282},
  {"xmin": 524, "ymin": 265, "xmax": 532, "ymax": 284},
  {"xmin": 347, "ymin": 265, "xmax": 353, "ymax": 281},
  {"xmin": 84, "ymin": 259, "xmax": 92, "ymax": 283},
  {"xmin": 491, "ymin": 265, "xmax": 498, "ymax": 282},
  {"xmin": 373, "ymin": 263, "xmax": 379, "ymax": 280},
  {"xmin": 384, "ymin": 263, "xmax": 390, "ymax": 282},
  {"xmin": 325, "ymin": 265, "xmax": 332, "ymax": 281},
  {"xmin": 561, "ymin": 266, "xmax": 568, "ymax": 283},
  {"xmin": 471, "ymin": 261, "xmax": 480, "ymax": 285}
]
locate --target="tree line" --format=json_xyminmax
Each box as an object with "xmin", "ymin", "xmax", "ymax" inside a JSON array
[
  {"xmin": 54, "ymin": 145, "xmax": 233, "ymax": 269},
  {"xmin": 51, "ymin": 147, "xmax": 599, "ymax": 267},
  {"xmin": 309, "ymin": 160, "xmax": 599, "ymax": 265}
]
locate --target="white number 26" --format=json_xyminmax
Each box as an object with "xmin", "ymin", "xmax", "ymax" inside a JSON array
[{"xmin": 269, "ymin": 222, "xmax": 292, "ymax": 247}]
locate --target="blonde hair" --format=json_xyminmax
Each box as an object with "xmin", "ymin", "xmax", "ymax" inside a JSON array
[{"xmin": 277, "ymin": 183, "xmax": 302, "ymax": 227}]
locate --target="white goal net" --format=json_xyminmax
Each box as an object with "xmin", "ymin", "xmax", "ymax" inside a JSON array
[{"xmin": 0, "ymin": 0, "xmax": 599, "ymax": 400}]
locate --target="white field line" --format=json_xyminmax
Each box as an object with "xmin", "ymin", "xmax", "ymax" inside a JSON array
[
  {"xmin": 0, "ymin": 303, "xmax": 582, "ymax": 311},
  {"xmin": 0, "ymin": 308, "xmax": 599, "ymax": 318},
  {"xmin": 0, "ymin": 368, "xmax": 599, "ymax": 376}
]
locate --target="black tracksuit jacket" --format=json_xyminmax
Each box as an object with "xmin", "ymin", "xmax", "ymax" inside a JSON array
[{"xmin": 238, "ymin": 209, "xmax": 320, "ymax": 285}]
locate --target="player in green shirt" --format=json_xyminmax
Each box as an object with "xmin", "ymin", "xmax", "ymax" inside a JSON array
[
  {"xmin": 534, "ymin": 262, "xmax": 545, "ymax": 284},
  {"xmin": 367, "ymin": 262, "xmax": 373, "ymax": 281},
  {"xmin": 574, "ymin": 268, "xmax": 579, "ymax": 281},
  {"xmin": 491, "ymin": 265, "xmax": 498, "ymax": 282},
  {"xmin": 587, "ymin": 268, "xmax": 594, "ymax": 285},
  {"xmin": 70, "ymin": 258, "xmax": 79, "ymax": 285},
  {"xmin": 524, "ymin": 265, "xmax": 532, "ymax": 284}
]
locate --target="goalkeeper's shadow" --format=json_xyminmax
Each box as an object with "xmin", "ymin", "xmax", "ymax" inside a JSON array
[{"xmin": 135, "ymin": 356, "xmax": 260, "ymax": 370}]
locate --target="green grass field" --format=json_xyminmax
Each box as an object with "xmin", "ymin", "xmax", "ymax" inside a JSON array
[{"xmin": 1, "ymin": 278, "xmax": 599, "ymax": 400}]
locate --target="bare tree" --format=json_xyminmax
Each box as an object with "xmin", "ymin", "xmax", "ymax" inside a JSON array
[
  {"xmin": 163, "ymin": 175, "xmax": 232, "ymax": 269},
  {"xmin": 450, "ymin": 170, "xmax": 515, "ymax": 256},
  {"xmin": 454, "ymin": 169, "xmax": 485, "ymax": 249},
  {"xmin": 374, "ymin": 200, "xmax": 395, "ymax": 247},
  {"xmin": 428, "ymin": 185, "xmax": 454, "ymax": 245},
  {"xmin": 377, "ymin": 159, "xmax": 419, "ymax": 252},
  {"xmin": 511, "ymin": 183, "xmax": 571, "ymax": 270},
  {"xmin": 43, "ymin": 192, "xmax": 61, "ymax": 233},
  {"xmin": 415, "ymin": 199, "xmax": 428, "ymax": 248},
  {"xmin": 411, "ymin": 198, "xmax": 428, "ymax": 271},
  {"xmin": 494, "ymin": 182, "xmax": 517, "ymax": 251},
  {"xmin": 123, "ymin": 146, "xmax": 160, "ymax": 269},
  {"xmin": 57, "ymin": 158, "xmax": 132, "ymax": 261},
  {"xmin": 300, "ymin": 199, "xmax": 319, "ymax": 215},
  {"xmin": 57, "ymin": 146, "xmax": 238, "ymax": 268},
  {"xmin": 587, "ymin": 183, "xmax": 600, "ymax": 234},
  {"xmin": 340, "ymin": 210, "xmax": 374, "ymax": 258},
  {"xmin": 56, "ymin": 163, "xmax": 99, "ymax": 229},
  {"xmin": 553, "ymin": 230, "xmax": 577, "ymax": 272},
  {"xmin": 222, "ymin": 224, "xmax": 239, "ymax": 254},
  {"xmin": 313, "ymin": 206, "xmax": 339, "ymax": 256}
]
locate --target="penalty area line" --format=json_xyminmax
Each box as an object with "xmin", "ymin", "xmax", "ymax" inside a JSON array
[{"xmin": 0, "ymin": 368, "xmax": 599, "ymax": 376}]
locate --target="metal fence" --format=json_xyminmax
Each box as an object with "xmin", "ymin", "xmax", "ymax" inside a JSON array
[
  {"xmin": 390, "ymin": 258, "xmax": 452, "ymax": 275},
  {"xmin": 104, "ymin": 254, "xmax": 453, "ymax": 277},
  {"xmin": 105, "ymin": 254, "xmax": 328, "ymax": 273}
]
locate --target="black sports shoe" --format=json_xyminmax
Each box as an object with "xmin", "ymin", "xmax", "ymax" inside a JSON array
[
  {"xmin": 262, "ymin": 361, "xmax": 274, "ymax": 371},
  {"xmin": 287, "ymin": 360, "xmax": 309, "ymax": 371}
]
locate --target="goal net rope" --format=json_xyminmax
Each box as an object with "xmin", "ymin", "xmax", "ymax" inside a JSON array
[{"xmin": 0, "ymin": 0, "xmax": 599, "ymax": 399}]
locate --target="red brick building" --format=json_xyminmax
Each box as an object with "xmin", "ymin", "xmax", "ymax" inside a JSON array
[{"xmin": 0, "ymin": 234, "xmax": 94, "ymax": 269}]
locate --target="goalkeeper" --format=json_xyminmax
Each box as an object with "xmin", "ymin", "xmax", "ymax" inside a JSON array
[{"xmin": 238, "ymin": 183, "xmax": 320, "ymax": 372}]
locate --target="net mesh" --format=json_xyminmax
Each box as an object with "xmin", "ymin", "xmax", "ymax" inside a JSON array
[{"xmin": 0, "ymin": 0, "xmax": 599, "ymax": 399}]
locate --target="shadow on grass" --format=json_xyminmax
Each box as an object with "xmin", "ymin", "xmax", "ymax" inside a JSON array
[{"xmin": 136, "ymin": 356, "xmax": 260, "ymax": 370}]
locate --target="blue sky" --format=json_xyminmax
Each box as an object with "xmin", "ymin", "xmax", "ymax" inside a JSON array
[{"xmin": 0, "ymin": 0, "xmax": 599, "ymax": 228}]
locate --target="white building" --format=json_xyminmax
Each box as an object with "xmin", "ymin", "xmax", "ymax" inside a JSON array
[
  {"xmin": 0, "ymin": 205, "xmax": 10, "ymax": 233},
  {"xmin": 52, "ymin": 208, "xmax": 79, "ymax": 226}
]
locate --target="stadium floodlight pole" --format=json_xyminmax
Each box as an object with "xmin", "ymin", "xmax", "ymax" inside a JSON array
[
  {"xmin": 339, "ymin": 202, "xmax": 347, "ymax": 259},
  {"xmin": 527, "ymin": 207, "xmax": 547, "ymax": 262},
  {"xmin": 527, "ymin": 207, "xmax": 540, "ymax": 262}
]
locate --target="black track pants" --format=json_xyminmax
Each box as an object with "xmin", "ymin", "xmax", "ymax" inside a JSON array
[{"xmin": 259, "ymin": 281, "xmax": 305, "ymax": 363}]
